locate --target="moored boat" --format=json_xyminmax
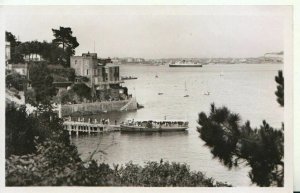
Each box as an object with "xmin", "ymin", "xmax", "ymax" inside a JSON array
[{"xmin": 120, "ymin": 119, "xmax": 189, "ymax": 132}]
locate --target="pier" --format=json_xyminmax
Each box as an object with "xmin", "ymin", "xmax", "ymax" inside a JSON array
[{"xmin": 63, "ymin": 121, "xmax": 120, "ymax": 136}]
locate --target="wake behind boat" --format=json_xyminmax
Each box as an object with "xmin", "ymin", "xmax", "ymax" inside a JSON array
[{"xmin": 120, "ymin": 119, "xmax": 189, "ymax": 132}]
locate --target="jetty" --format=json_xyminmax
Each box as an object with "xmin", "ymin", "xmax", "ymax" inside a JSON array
[{"xmin": 63, "ymin": 121, "xmax": 120, "ymax": 136}]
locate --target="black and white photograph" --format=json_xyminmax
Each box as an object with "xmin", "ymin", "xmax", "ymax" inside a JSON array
[{"xmin": 0, "ymin": 2, "xmax": 296, "ymax": 193}]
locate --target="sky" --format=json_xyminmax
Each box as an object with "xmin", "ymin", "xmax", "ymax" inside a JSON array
[{"xmin": 2, "ymin": 5, "xmax": 290, "ymax": 59}]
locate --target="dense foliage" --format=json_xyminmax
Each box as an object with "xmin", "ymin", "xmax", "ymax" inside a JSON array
[
  {"xmin": 6, "ymin": 104, "xmax": 38, "ymax": 157},
  {"xmin": 275, "ymin": 70, "xmax": 284, "ymax": 107},
  {"xmin": 6, "ymin": 27, "xmax": 78, "ymax": 66},
  {"xmin": 197, "ymin": 104, "xmax": 284, "ymax": 187},
  {"xmin": 28, "ymin": 62, "xmax": 57, "ymax": 105},
  {"xmin": 71, "ymin": 83, "xmax": 92, "ymax": 101},
  {"xmin": 24, "ymin": 88, "xmax": 36, "ymax": 105},
  {"xmin": 54, "ymin": 89, "xmax": 79, "ymax": 104},
  {"xmin": 48, "ymin": 66, "xmax": 75, "ymax": 82},
  {"xmin": 16, "ymin": 40, "xmax": 66, "ymax": 64},
  {"xmin": 5, "ymin": 31, "xmax": 24, "ymax": 63},
  {"xmin": 52, "ymin": 27, "xmax": 79, "ymax": 67},
  {"xmin": 5, "ymin": 104, "xmax": 70, "ymax": 158},
  {"xmin": 6, "ymin": 138, "xmax": 229, "ymax": 187},
  {"xmin": 6, "ymin": 73, "xmax": 27, "ymax": 91}
]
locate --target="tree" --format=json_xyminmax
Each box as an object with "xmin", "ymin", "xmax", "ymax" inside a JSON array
[
  {"xmin": 5, "ymin": 103, "xmax": 70, "ymax": 159},
  {"xmin": 52, "ymin": 27, "xmax": 79, "ymax": 67},
  {"xmin": 6, "ymin": 31, "xmax": 17, "ymax": 45},
  {"xmin": 6, "ymin": 31, "xmax": 24, "ymax": 64},
  {"xmin": 197, "ymin": 71, "xmax": 285, "ymax": 187},
  {"xmin": 16, "ymin": 42, "xmax": 30, "ymax": 60},
  {"xmin": 40, "ymin": 41, "xmax": 65, "ymax": 64},
  {"xmin": 16, "ymin": 41, "xmax": 43, "ymax": 61},
  {"xmin": 28, "ymin": 62, "xmax": 57, "ymax": 106},
  {"xmin": 16, "ymin": 40, "xmax": 65, "ymax": 64},
  {"xmin": 275, "ymin": 70, "xmax": 284, "ymax": 106},
  {"xmin": 5, "ymin": 104, "xmax": 38, "ymax": 157},
  {"xmin": 197, "ymin": 104, "xmax": 283, "ymax": 187},
  {"xmin": 71, "ymin": 83, "xmax": 92, "ymax": 101},
  {"xmin": 6, "ymin": 73, "xmax": 27, "ymax": 91}
]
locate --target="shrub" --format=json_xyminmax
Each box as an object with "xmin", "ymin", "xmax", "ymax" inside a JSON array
[
  {"xmin": 25, "ymin": 88, "xmax": 36, "ymax": 105},
  {"xmin": 5, "ymin": 104, "xmax": 69, "ymax": 158},
  {"xmin": 5, "ymin": 104, "xmax": 38, "ymax": 157},
  {"xmin": 6, "ymin": 73, "xmax": 27, "ymax": 91},
  {"xmin": 71, "ymin": 83, "xmax": 91, "ymax": 101},
  {"xmin": 49, "ymin": 67, "xmax": 75, "ymax": 82},
  {"xmin": 6, "ymin": 140, "xmax": 231, "ymax": 187}
]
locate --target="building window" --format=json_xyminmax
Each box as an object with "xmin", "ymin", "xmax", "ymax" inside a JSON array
[
  {"xmin": 87, "ymin": 69, "xmax": 89, "ymax": 75},
  {"xmin": 75, "ymin": 60, "xmax": 77, "ymax": 64}
]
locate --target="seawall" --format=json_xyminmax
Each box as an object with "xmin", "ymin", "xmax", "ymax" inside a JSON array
[{"xmin": 61, "ymin": 98, "xmax": 137, "ymax": 117}]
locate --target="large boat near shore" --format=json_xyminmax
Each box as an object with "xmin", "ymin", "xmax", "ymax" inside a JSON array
[
  {"xmin": 169, "ymin": 60, "xmax": 203, "ymax": 67},
  {"xmin": 120, "ymin": 119, "xmax": 189, "ymax": 132}
]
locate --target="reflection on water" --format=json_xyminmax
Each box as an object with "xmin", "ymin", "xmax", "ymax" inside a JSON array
[
  {"xmin": 72, "ymin": 63, "xmax": 283, "ymax": 186},
  {"xmin": 120, "ymin": 130, "xmax": 189, "ymax": 136}
]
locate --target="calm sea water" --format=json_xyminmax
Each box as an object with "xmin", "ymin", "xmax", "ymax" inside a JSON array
[{"xmin": 72, "ymin": 63, "xmax": 283, "ymax": 186}]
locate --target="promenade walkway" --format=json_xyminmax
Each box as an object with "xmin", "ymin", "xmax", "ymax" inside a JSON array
[{"xmin": 63, "ymin": 120, "xmax": 120, "ymax": 136}]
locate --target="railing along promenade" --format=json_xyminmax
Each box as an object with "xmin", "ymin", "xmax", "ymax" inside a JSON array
[{"xmin": 63, "ymin": 120, "xmax": 120, "ymax": 136}]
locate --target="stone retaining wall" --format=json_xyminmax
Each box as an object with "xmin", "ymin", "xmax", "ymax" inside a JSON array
[{"xmin": 61, "ymin": 98, "xmax": 137, "ymax": 116}]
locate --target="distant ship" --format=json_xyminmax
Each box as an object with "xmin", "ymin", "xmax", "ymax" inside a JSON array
[
  {"xmin": 169, "ymin": 60, "xmax": 203, "ymax": 67},
  {"xmin": 121, "ymin": 76, "xmax": 138, "ymax": 80}
]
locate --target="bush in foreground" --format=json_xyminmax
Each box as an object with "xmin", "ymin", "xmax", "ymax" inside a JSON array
[{"xmin": 6, "ymin": 139, "xmax": 230, "ymax": 187}]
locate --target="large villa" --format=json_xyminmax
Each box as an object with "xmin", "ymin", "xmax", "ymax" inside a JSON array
[{"xmin": 70, "ymin": 52, "xmax": 129, "ymax": 101}]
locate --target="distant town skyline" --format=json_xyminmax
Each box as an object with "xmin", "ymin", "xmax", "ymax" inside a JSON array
[{"xmin": 3, "ymin": 5, "xmax": 288, "ymax": 59}]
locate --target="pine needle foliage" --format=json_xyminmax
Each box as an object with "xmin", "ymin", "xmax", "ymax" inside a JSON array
[{"xmin": 197, "ymin": 104, "xmax": 284, "ymax": 187}]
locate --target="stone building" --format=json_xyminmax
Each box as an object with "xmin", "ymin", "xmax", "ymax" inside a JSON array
[{"xmin": 70, "ymin": 52, "xmax": 128, "ymax": 101}]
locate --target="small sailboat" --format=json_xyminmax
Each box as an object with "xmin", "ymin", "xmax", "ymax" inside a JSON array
[
  {"xmin": 204, "ymin": 91, "xmax": 210, "ymax": 96},
  {"xmin": 184, "ymin": 81, "xmax": 189, "ymax": 97}
]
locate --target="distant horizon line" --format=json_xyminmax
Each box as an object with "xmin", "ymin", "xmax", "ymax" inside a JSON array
[
  {"xmin": 74, "ymin": 51, "xmax": 284, "ymax": 60},
  {"xmin": 74, "ymin": 54, "xmax": 284, "ymax": 60}
]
